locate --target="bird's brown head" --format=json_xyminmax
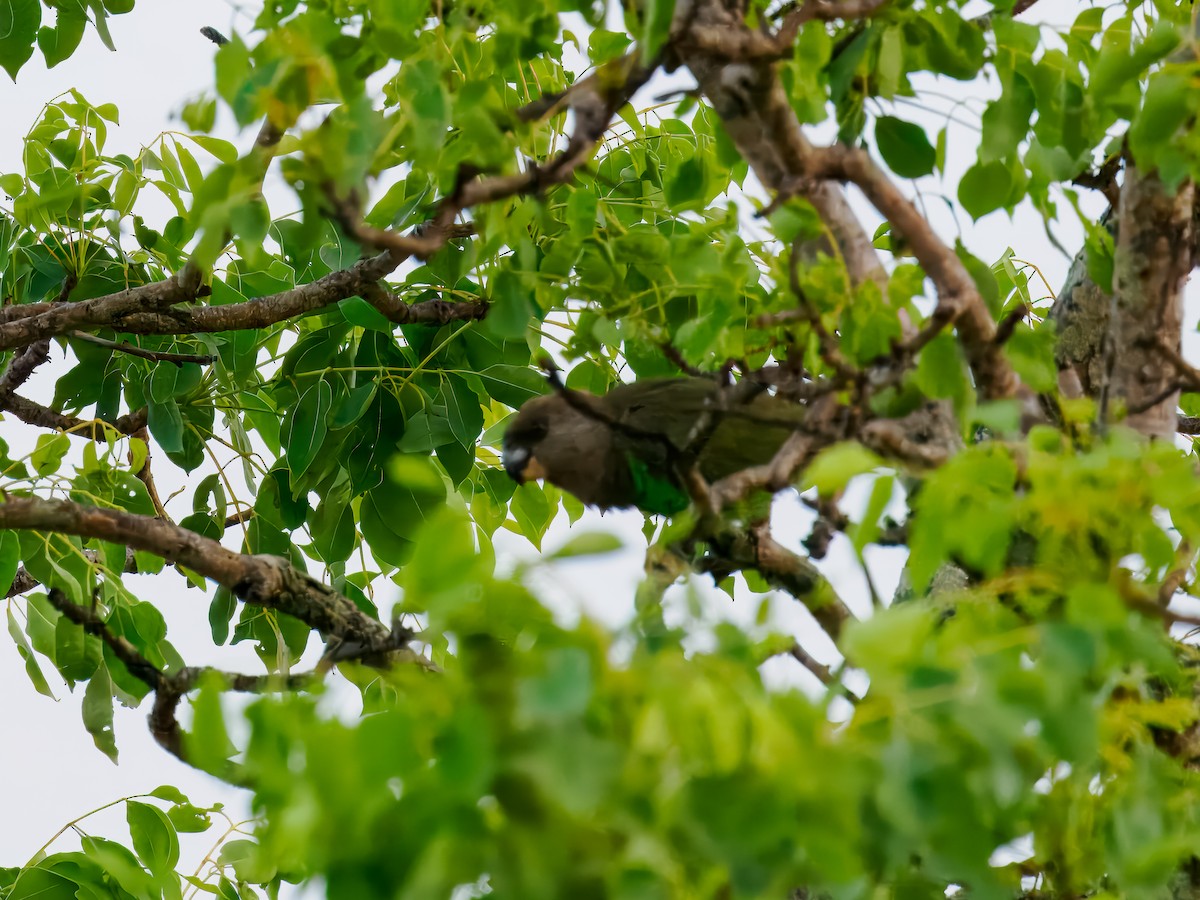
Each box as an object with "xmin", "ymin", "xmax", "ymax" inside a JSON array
[
  {"xmin": 501, "ymin": 392, "xmax": 618, "ymax": 507},
  {"xmin": 502, "ymin": 395, "xmax": 556, "ymax": 484}
]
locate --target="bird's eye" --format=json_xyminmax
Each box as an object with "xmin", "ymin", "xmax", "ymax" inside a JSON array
[{"xmin": 524, "ymin": 420, "xmax": 549, "ymax": 443}]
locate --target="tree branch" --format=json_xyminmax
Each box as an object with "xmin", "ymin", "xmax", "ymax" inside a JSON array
[
  {"xmin": 0, "ymin": 495, "xmax": 390, "ymax": 650},
  {"xmin": 68, "ymin": 331, "xmax": 216, "ymax": 366},
  {"xmin": 0, "ymin": 391, "xmax": 148, "ymax": 441}
]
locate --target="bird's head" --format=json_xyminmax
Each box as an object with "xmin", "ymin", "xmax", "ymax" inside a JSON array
[
  {"xmin": 502, "ymin": 397, "xmax": 553, "ymax": 484},
  {"xmin": 501, "ymin": 392, "xmax": 618, "ymax": 506}
]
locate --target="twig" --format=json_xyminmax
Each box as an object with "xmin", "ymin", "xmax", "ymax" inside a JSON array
[
  {"xmin": 1159, "ymin": 542, "xmax": 1193, "ymax": 606},
  {"xmin": 1154, "ymin": 338, "xmax": 1200, "ymax": 391},
  {"xmin": 786, "ymin": 642, "xmax": 837, "ymax": 687},
  {"xmin": 69, "ymin": 331, "xmax": 216, "ymax": 366},
  {"xmin": 7, "ymin": 547, "xmax": 138, "ymax": 598},
  {"xmin": 993, "ymin": 303, "xmax": 1030, "ymax": 347},
  {"xmin": 130, "ymin": 426, "xmax": 172, "ymax": 522},
  {"xmin": 46, "ymin": 587, "xmax": 311, "ymax": 780},
  {"xmin": 200, "ymin": 26, "xmax": 229, "ymax": 46}
]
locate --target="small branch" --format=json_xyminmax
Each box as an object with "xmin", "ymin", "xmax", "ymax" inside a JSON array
[
  {"xmin": 0, "ymin": 54, "xmax": 650, "ymax": 350},
  {"xmin": 707, "ymin": 394, "xmax": 839, "ymax": 511},
  {"xmin": 223, "ymin": 508, "xmax": 255, "ymax": 529},
  {"xmin": 7, "ymin": 547, "xmax": 138, "ymax": 598},
  {"xmin": 130, "ymin": 426, "xmax": 171, "ymax": 521},
  {"xmin": 0, "ymin": 268, "xmax": 205, "ymax": 352},
  {"xmin": 46, "ymin": 586, "xmax": 311, "ymax": 781},
  {"xmin": 859, "ymin": 404, "xmax": 960, "ymax": 468},
  {"xmin": 1155, "ymin": 338, "xmax": 1200, "ymax": 391},
  {"xmin": 993, "ymin": 303, "xmax": 1030, "ymax": 347},
  {"xmin": 69, "ymin": 331, "xmax": 216, "ymax": 366},
  {"xmin": 0, "ymin": 340, "xmax": 51, "ymax": 395},
  {"xmin": 1159, "ymin": 542, "xmax": 1193, "ymax": 606},
  {"xmin": 801, "ymin": 494, "xmax": 848, "ymax": 560},
  {"xmin": 785, "ymin": 642, "xmax": 837, "ymax": 687},
  {"xmin": 1073, "ymin": 154, "xmax": 1122, "ymax": 207}
]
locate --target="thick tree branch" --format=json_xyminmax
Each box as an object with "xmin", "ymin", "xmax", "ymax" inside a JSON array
[
  {"xmin": 687, "ymin": 0, "xmax": 892, "ymax": 60},
  {"xmin": 1108, "ymin": 168, "xmax": 1195, "ymax": 438},
  {"xmin": 676, "ymin": 4, "xmax": 887, "ymax": 291},
  {"xmin": 360, "ymin": 283, "xmax": 489, "ymax": 325},
  {"xmin": 696, "ymin": 520, "xmax": 854, "ymax": 639},
  {"xmin": 812, "ymin": 145, "xmax": 1020, "ymax": 400},
  {"xmin": 0, "ymin": 391, "xmax": 148, "ymax": 441},
  {"xmin": 0, "ymin": 267, "xmax": 204, "ymax": 352},
  {"xmin": 0, "ymin": 495, "xmax": 389, "ymax": 649}
]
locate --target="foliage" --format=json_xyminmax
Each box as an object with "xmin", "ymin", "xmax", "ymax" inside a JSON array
[{"xmin": 3, "ymin": 0, "xmax": 1200, "ymax": 898}]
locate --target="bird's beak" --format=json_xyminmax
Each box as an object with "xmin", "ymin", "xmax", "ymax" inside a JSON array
[{"xmin": 503, "ymin": 446, "xmax": 547, "ymax": 484}]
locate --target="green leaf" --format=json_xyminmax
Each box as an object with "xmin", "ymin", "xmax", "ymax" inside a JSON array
[
  {"xmin": 874, "ymin": 117, "xmax": 936, "ymax": 178},
  {"xmin": 915, "ymin": 333, "xmax": 970, "ymax": 403},
  {"xmin": 186, "ymin": 672, "xmax": 236, "ymax": 775},
  {"xmin": 339, "ymin": 296, "xmax": 394, "ymax": 333},
  {"xmin": 147, "ymin": 399, "xmax": 185, "ymax": 454},
  {"xmin": 82, "ymin": 663, "xmax": 117, "ymax": 762},
  {"xmin": 958, "ymin": 160, "xmax": 1012, "ymax": 219},
  {"xmin": 640, "ymin": 0, "xmax": 675, "ymax": 59},
  {"xmin": 7, "ymin": 606, "xmax": 54, "ymax": 698},
  {"xmin": 979, "ymin": 74, "xmax": 1036, "ymax": 162},
  {"xmin": 510, "ymin": 482, "xmax": 555, "ymax": 549},
  {"xmin": 1004, "ymin": 323, "xmax": 1058, "ymax": 392},
  {"xmin": 186, "ymin": 134, "xmax": 237, "ymax": 164},
  {"xmin": 0, "ymin": 529, "xmax": 18, "ymax": 594},
  {"xmin": 850, "ymin": 474, "xmax": 895, "ymax": 555},
  {"xmin": 167, "ymin": 802, "xmax": 212, "ymax": 834},
  {"xmin": 149, "ymin": 785, "xmax": 189, "ymax": 804},
  {"xmin": 518, "ymin": 647, "xmax": 592, "ymax": 719},
  {"xmin": 547, "ymin": 532, "xmax": 623, "ymax": 560},
  {"xmin": 442, "ymin": 374, "xmax": 483, "ymax": 448},
  {"xmin": 127, "ymin": 800, "xmax": 179, "ymax": 873},
  {"xmin": 802, "ymin": 443, "xmax": 882, "ymax": 494},
  {"xmin": 1129, "ymin": 71, "xmax": 1195, "ymax": 185},
  {"xmin": 0, "ymin": 0, "xmax": 41, "ymax": 79},
  {"xmin": 31, "ymin": 433, "xmax": 70, "ymax": 476},
  {"xmin": 665, "ymin": 156, "xmax": 705, "ymax": 208},
  {"xmin": 478, "ymin": 365, "xmax": 547, "ymax": 409},
  {"xmin": 284, "ymin": 379, "xmax": 333, "ymax": 480},
  {"xmin": 208, "ymin": 586, "xmax": 236, "ymax": 645},
  {"xmin": 37, "ymin": 0, "xmax": 86, "ymax": 68},
  {"xmin": 487, "ymin": 269, "xmax": 534, "ymax": 339},
  {"xmin": 589, "ymin": 28, "xmax": 632, "ymax": 64}
]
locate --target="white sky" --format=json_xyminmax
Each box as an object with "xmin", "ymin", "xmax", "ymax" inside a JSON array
[{"xmin": 1, "ymin": 0, "xmax": 1195, "ymax": 882}]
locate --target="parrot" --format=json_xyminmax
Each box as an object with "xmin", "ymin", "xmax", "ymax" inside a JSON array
[{"xmin": 501, "ymin": 377, "xmax": 805, "ymax": 515}]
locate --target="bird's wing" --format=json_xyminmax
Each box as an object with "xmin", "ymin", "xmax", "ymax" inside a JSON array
[
  {"xmin": 605, "ymin": 377, "xmax": 806, "ymax": 481},
  {"xmin": 605, "ymin": 378, "xmax": 721, "ymax": 450}
]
